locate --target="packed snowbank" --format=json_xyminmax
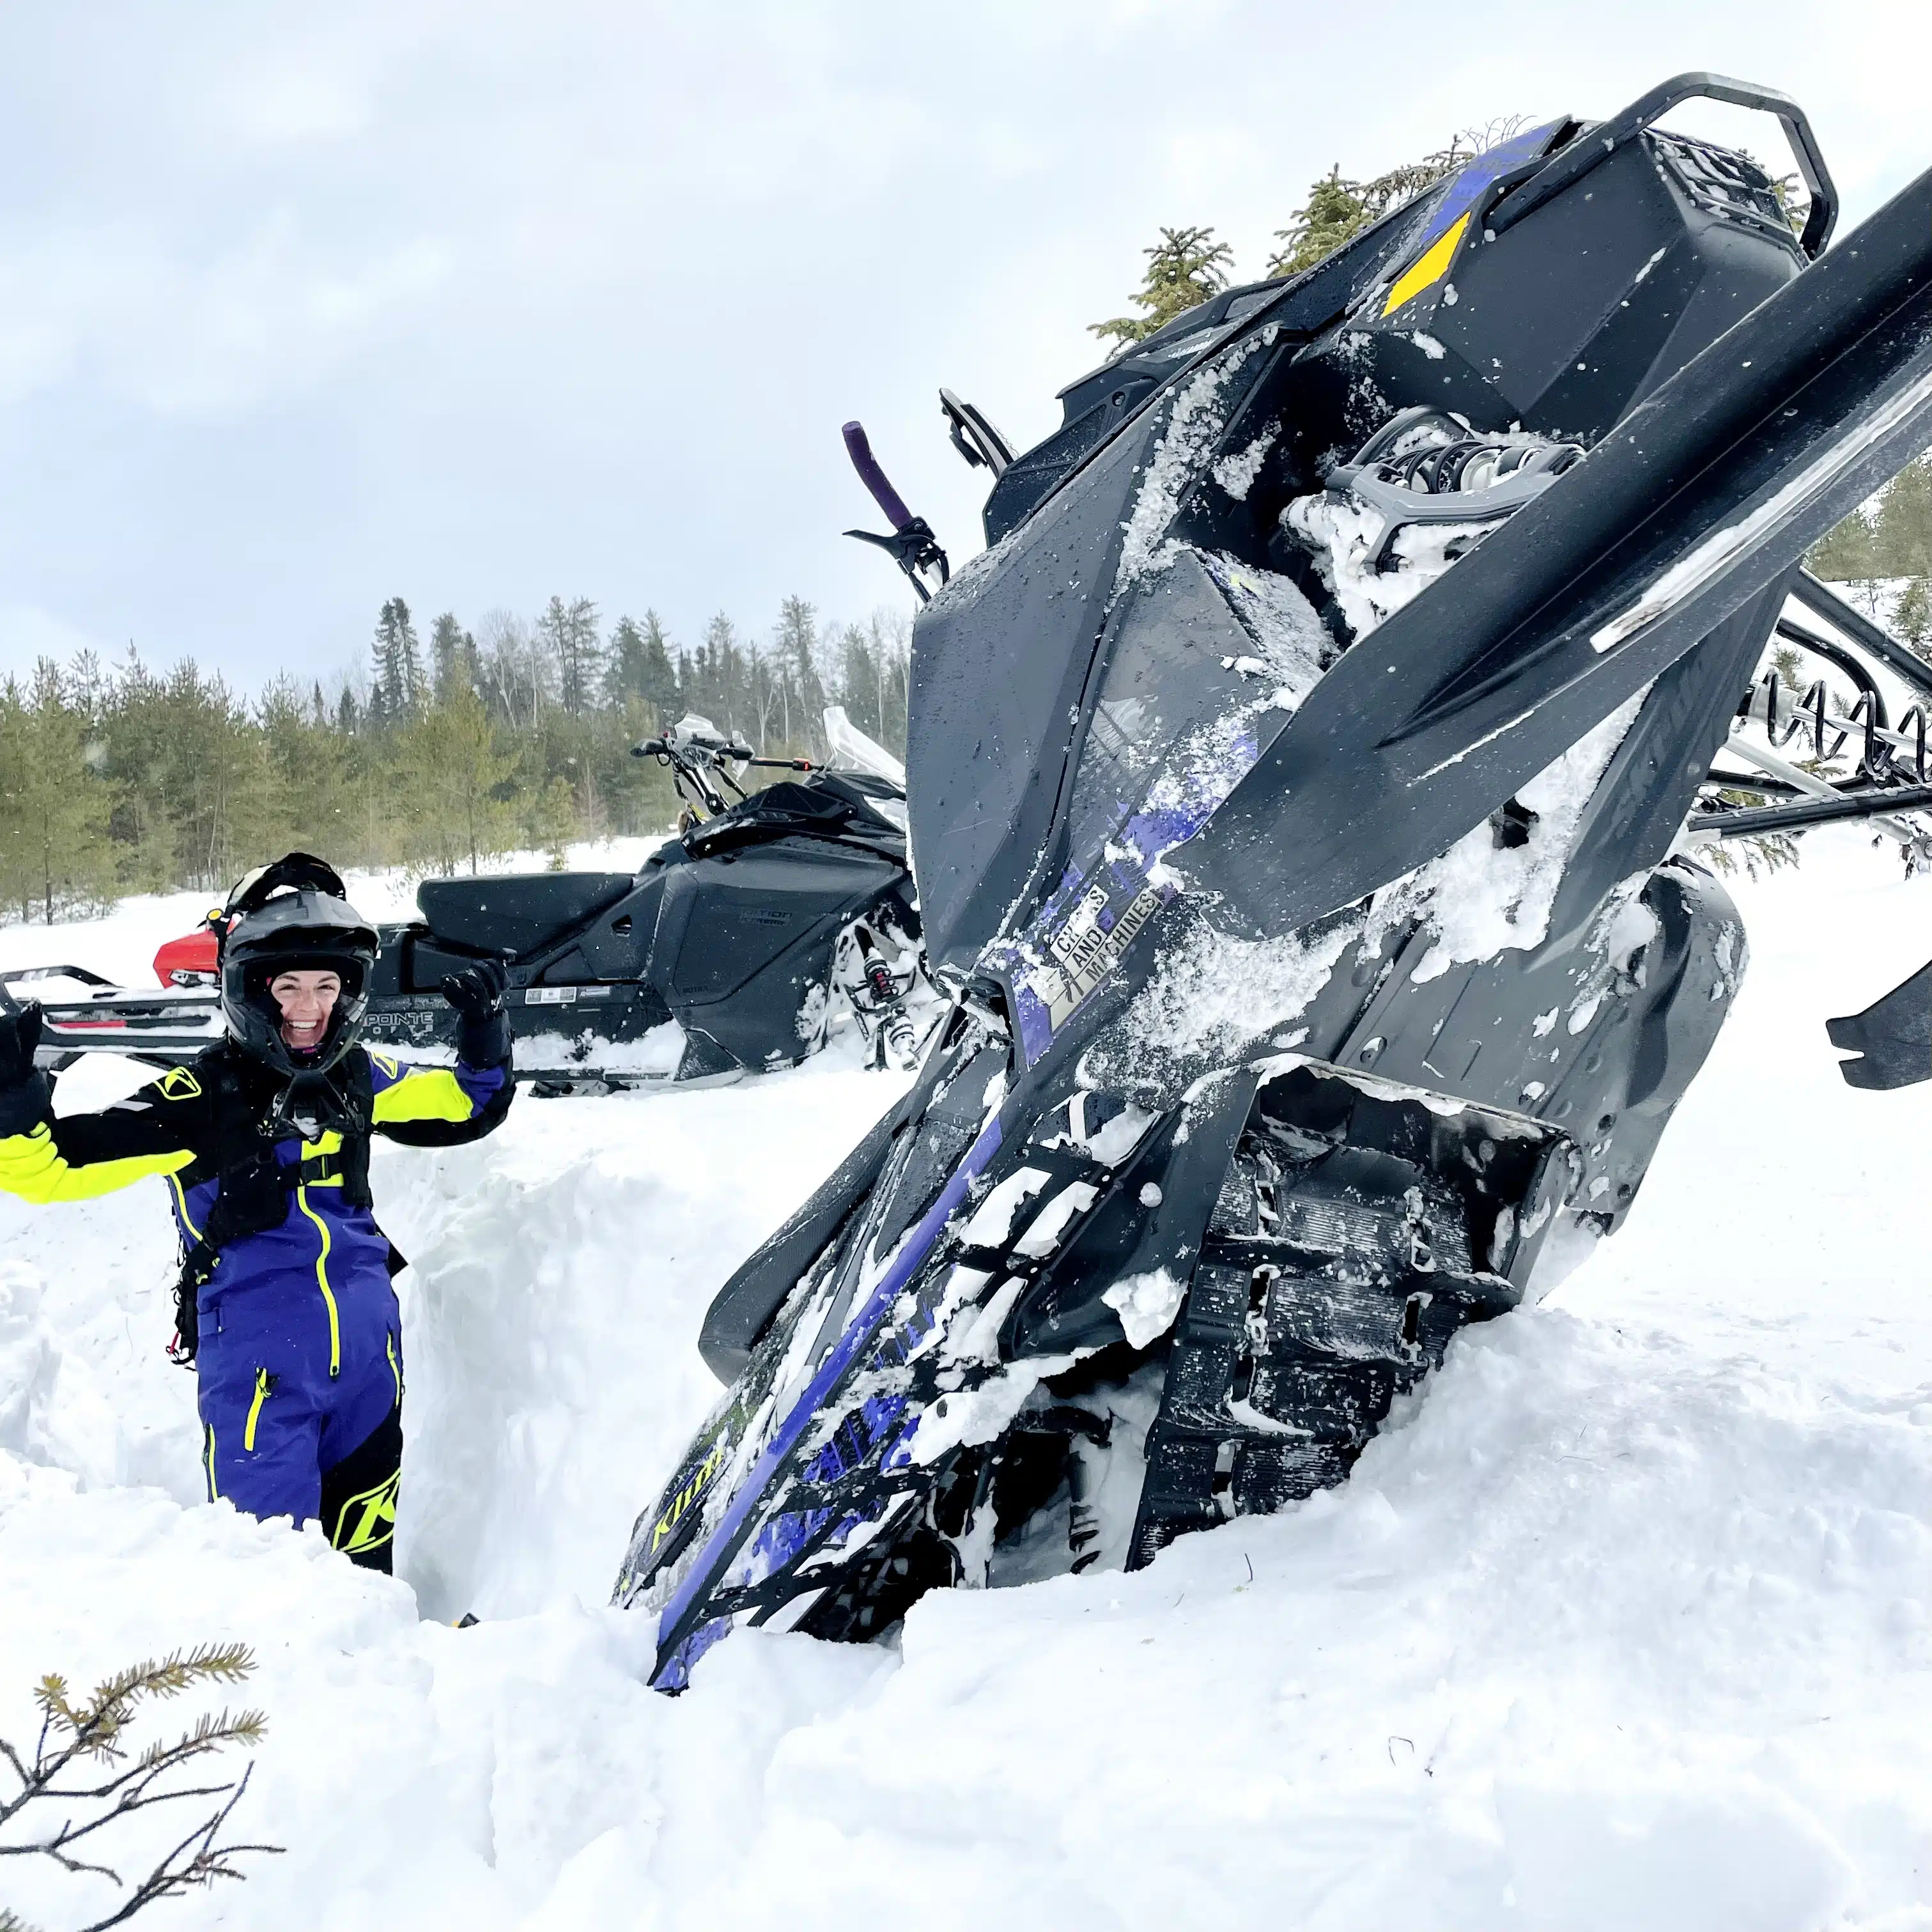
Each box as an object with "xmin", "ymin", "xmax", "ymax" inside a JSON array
[{"xmin": 2, "ymin": 836, "xmax": 1931, "ymax": 1929}]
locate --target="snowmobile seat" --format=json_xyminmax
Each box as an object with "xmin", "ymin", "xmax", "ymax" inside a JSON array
[{"xmin": 416, "ymin": 872, "xmax": 636, "ymax": 959}]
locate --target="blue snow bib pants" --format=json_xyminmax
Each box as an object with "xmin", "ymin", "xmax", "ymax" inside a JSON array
[{"xmin": 0, "ymin": 1042, "xmax": 511, "ymax": 1562}]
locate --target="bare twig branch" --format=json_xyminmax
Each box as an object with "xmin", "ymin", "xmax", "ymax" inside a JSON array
[
  {"xmin": 76, "ymin": 1765, "xmax": 282, "ymax": 1932},
  {"xmin": 0, "ymin": 1644, "xmax": 281, "ymax": 1928}
]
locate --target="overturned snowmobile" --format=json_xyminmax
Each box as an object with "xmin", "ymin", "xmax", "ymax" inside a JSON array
[
  {"xmin": 11, "ymin": 713, "xmax": 931, "ymax": 1089},
  {"xmin": 619, "ymin": 74, "xmax": 1932, "ymax": 1687}
]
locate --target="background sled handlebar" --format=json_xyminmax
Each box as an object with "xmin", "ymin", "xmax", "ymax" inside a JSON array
[{"xmin": 1490, "ymin": 72, "xmax": 1839, "ymax": 257}]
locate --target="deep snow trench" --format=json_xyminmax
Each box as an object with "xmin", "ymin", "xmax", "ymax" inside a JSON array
[{"xmin": 3, "ymin": 837, "xmax": 1931, "ymax": 1931}]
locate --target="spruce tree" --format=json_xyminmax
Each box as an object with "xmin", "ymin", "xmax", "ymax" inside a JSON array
[
  {"xmin": 429, "ymin": 611, "xmax": 475, "ymax": 704},
  {"xmin": 1896, "ymin": 576, "xmax": 1932, "ymax": 661},
  {"xmin": 396, "ymin": 688, "xmax": 518, "ymax": 876},
  {"xmin": 0, "ymin": 660, "xmax": 112, "ymax": 921},
  {"xmin": 1269, "ymin": 168, "xmax": 1370, "ymax": 277},
  {"xmin": 371, "ymin": 598, "xmax": 424, "ymax": 721},
  {"xmin": 1090, "ymin": 225, "xmax": 1233, "ymax": 352},
  {"xmin": 773, "ymin": 596, "xmax": 825, "ymax": 753},
  {"xmin": 539, "ymin": 595, "xmax": 603, "ymax": 719},
  {"xmin": 605, "ymin": 615, "xmax": 647, "ymax": 706},
  {"xmin": 701, "ymin": 613, "xmax": 740, "ymax": 734},
  {"xmin": 640, "ymin": 611, "xmax": 678, "ymax": 720},
  {"xmin": 837, "ymin": 622, "xmax": 881, "ymax": 738},
  {"xmin": 1268, "ymin": 141, "xmax": 1473, "ymax": 278},
  {"xmin": 603, "ymin": 610, "xmax": 681, "ymax": 726},
  {"xmin": 1874, "ymin": 458, "xmax": 1932, "ymax": 576},
  {"xmin": 871, "ymin": 610, "xmax": 911, "ymax": 753},
  {"xmin": 1809, "ymin": 508, "xmax": 1878, "ymax": 581}
]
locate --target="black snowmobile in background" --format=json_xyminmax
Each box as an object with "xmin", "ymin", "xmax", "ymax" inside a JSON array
[
  {"xmin": 366, "ymin": 713, "xmax": 928, "ymax": 1087},
  {"xmin": 10, "ymin": 712, "xmax": 932, "ymax": 1090},
  {"xmin": 619, "ymin": 74, "xmax": 1932, "ymax": 1688}
]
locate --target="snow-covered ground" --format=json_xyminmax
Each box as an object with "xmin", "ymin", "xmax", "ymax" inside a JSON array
[{"xmin": 3, "ymin": 836, "xmax": 1931, "ymax": 1930}]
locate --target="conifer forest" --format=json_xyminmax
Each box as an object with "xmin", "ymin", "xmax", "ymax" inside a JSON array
[{"xmin": 0, "ymin": 594, "xmax": 910, "ymax": 922}]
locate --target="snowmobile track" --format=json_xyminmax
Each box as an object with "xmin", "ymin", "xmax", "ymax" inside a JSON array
[{"xmin": 1131, "ymin": 1131, "xmax": 1518, "ymax": 1567}]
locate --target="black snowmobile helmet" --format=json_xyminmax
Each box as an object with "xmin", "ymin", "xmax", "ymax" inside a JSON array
[{"xmin": 217, "ymin": 853, "xmax": 379, "ymax": 1078}]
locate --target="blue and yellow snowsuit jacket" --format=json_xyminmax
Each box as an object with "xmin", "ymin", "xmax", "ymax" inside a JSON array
[{"xmin": 0, "ymin": 1041, "xmax": 510, "ymax": 1528}]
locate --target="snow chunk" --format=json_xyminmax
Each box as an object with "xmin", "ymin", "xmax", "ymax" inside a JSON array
[
  {"xmin": 1201, "ymin": 552, "xmax": 1335, "ymax": 713},
  {"xmin": 1212, "ymin": 427, "xmax": 1278, "ymax": 500},
  {"xmin": 1124, "ymin": 918, "xmax": 1354, "ymax": 1063},
  {"xmin": 1103, "ymin": 1267, "xmax": 1187, "ymax": 1348},
  {"xmin": 1285, "ymin": 490, "xmax": 1492, "ymax": 640},
  {"xmin": 959, "ymin": 1167, "xmax": 1049, "ymax": 1248},
  {"xmin": 1115, "ymin": 336, "xmax": 1270, "ymax": 594},
  {"xmin": 411, "ymin": 1021, "xmax": 689, "ymax": 1079},
  {"xmin": 909, "ymin": 1354, "xmax": 1078, "ymax": 1464},
  {"xmin": 1372, "ymin": 688, "xmax": 1649, "ymax": 982},
  {"xmin": 1086, "ymin": 1102, "xmax": 1157, "ymax": 1168},
  {"xmin": 1012, "ymin": 1182, "xmax": 1099, "ymax": 1258}
]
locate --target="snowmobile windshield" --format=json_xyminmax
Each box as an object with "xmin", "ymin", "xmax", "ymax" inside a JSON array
[
  {"xmin": 908, "ymin": 419, "xmax": 1168, "ymax": 977},
  {"xmin": 1061, "ymin": 552, "xmax": 1332, "ymax": 876},
  {"xmin": 984, "ymin": 547, "xmax": 1335, "ymax": 1063}
]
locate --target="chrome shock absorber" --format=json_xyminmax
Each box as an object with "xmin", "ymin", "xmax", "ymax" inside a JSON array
[{"xmin": 837, "ymin": 920, "xmax": 920, "ymax": 1069}]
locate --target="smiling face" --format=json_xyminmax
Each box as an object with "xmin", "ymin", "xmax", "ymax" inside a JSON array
[{"xmin": 268, "ymin": 968, "xmax": 341, "ymax": 1056}]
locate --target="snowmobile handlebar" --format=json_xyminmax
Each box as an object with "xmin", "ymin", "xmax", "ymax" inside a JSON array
[
  {"xmin": 842, "ymin": 421, "xmax": 913, "ymax": 531},
  {"xmin": 631, "ymin": 738, "xmax": 817, "ymax": 775},
  {"xmin": 840, "ymin": 419, "xmax": 952, "ymax": 605},
  {"xmin": 1490, "ymin": 72, "xmax": 1838, "ymax": 257},
  {"xmin": 632, "ymin": 735, "xmax": 755, "ymax": 766}
]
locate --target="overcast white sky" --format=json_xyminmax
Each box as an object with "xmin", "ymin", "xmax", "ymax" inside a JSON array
[{"xmin": 0, "ymin": 0, "xmax": 1928, "ymax": 691}]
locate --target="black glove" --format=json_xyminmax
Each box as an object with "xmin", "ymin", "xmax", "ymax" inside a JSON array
[
  {"xmin": 440, "ymin": 958, "xmax": 512, "ymax": 1069},
  {"xmin": 0, "ymin": 1001, "xmax": 52, "ymax": 1136}
]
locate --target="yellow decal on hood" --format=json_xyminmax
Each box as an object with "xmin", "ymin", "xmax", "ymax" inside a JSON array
[{"xmin": 1382, "ymin": 212, "xmax": 1471, "ymax": 317}]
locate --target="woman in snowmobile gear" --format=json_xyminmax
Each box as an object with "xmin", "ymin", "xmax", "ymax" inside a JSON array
[{"xmin": 0, "ymin": 852, "xmax": 515, "ymax": 1575}]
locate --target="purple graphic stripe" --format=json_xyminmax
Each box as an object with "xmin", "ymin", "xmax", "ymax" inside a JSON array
[
  {"xmin": 652, "ymin": 1114, "xmax": 1005, "ymax": 1681},
  {"xmin": 1418, "ymin": 121, "xmax": 1563, "ymax": 249}
]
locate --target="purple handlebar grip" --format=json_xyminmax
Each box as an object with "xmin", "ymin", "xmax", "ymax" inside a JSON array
[{"xmin": 842, "ymin": 421, "xmax": 915, "ymax": 532}]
